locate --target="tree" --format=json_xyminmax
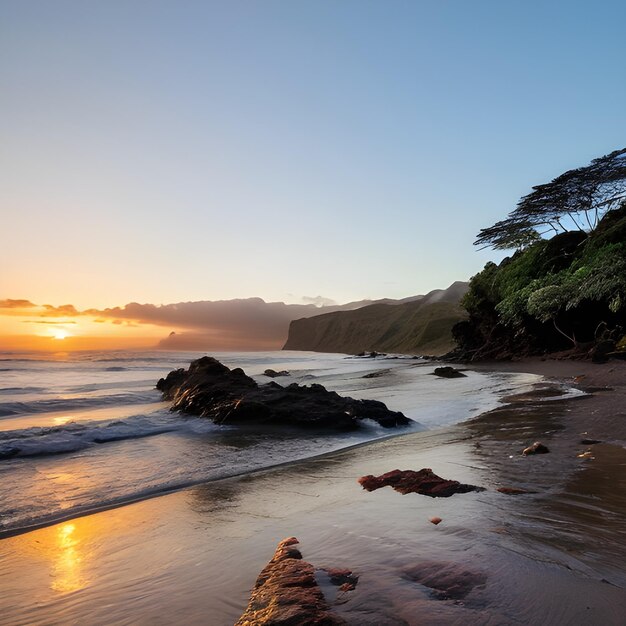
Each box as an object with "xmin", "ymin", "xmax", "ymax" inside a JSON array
[{"xmin": 475, "ymin": 148, "xmax": 626, "ymax": 250}]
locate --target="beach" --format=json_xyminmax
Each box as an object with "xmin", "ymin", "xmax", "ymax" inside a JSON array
[{"xmin": 1, "ymin": 357, "xmax": 624, "ymax": 625}]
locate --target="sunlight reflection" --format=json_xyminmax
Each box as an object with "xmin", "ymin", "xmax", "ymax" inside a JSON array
[
  {"xmin": 53, "ymin": 415, "xmax": 73, "ymax": 426},
  {"xmin": 50, "ymin": 523, "xmax": 87, "ymax": 593}
]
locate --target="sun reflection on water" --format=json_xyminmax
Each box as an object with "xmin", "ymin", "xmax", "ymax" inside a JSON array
[{"xmin": 51, "ymin": 523, "xmax": 87, "ymax": 593}]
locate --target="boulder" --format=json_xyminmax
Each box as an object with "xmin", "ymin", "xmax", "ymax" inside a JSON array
[
  {"xmin": 430, "ymin": 366, "xmax": 467, "ymax": 378},
  {"xmin": 157, "ymin": 356, "xmax": 410, "ymax": 429},
  {"xmin": 235, "ymin": 537, "xmax": 346, "ymax": 626},
  {"xmin": 358, "ymin": 468, "xmax": 484, "ymax": 497}
]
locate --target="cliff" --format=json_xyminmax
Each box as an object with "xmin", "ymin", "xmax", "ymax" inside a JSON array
[{"xmin": 283, "ymin": 282, "xmax": 468, "ymax": 355}]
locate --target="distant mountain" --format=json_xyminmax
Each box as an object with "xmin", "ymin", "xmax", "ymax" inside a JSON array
[
  {"xmin": 283, "ymin": 282, "xmax": 469, "ymax": 355},
  {"xmin": 146, "ymin": 292, "xmax": 436, "ymax": 351}
]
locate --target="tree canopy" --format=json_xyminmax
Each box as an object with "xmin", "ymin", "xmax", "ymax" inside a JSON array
[{"xmin": 475, "ymin": 148, "xmax": 626, "ymax": 250}]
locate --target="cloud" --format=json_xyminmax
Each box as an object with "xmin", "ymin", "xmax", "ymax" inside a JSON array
[
  {"xmin": 1, "ymin": 294, "xmax": 392, "ymax": 350},
  {"xmin": 0, "ymin": 299, "xmax": 37, "ymax": 309},
  {"xmin": 41, "ymin": 304, "xmax": 80, "ymax": 317},
  {"xmin": 301, "ymin": 295, "xmax": 338, "ymax": 307},
  {"xmin": 22, "ymin": 320, "xmax": 77, "ymax": 325}
]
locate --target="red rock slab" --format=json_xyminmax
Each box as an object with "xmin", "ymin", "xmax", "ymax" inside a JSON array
[
  {"xmin": 358, "ymin": 468, "xmax": 484, "ymax": 498},
  {"xmin": 235, "ymin": 537, "xmax": 346, "ymax": 626}
]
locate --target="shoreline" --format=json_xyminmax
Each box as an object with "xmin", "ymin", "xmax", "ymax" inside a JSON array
[{"xmin": 1, "ymin": 357, "xmax": 625, "ymax": 624}]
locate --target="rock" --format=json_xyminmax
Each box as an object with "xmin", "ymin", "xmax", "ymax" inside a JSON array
[
  {"xmin": 157, "ymin": 356, "xmax": 410, "ymax": 430},
  {"xmin": 323, "ymin": 568, "xmax": 359, "ymax": 591},
  {"xmin": 522, "ymin": 441, "xmax": 550, "ymax": 455},
  {"xmin": 235, "ymin": 537, "xmax": 346, "ymax": 626},
  {"xmin": 263, "ymin": 368, "xmax": 290, "ymax": 378},
  {"xmin": 402, "ymin": 561, "xmax": 487, "ymax": 600},
  {"xmin": 497, "ymin": 487, "xmax": 533, "ymax": 495},
  {"xmin": 429, "ymin": 516, "xmax": 443, "ymax": 525},
  {"xmin": 356, "ymin": 351, "xmax": 385, "ymax": 358},
  {"xmin": 358, "ymin": 468, "xmax": 484, "ymax": 498},
  {"xmin": 590, "ymin": 340, "xmax": 616, "ymax": 363},
  {"xmin": 430, "ymin": 366, "xmax": 467, "ymax": 378},
  {"xmin": 580, "ymin": 438, "xmax": 602, "ymax": 445}
]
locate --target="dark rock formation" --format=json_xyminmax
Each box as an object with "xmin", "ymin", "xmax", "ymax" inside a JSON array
[
  {"xmin": 358, "ymin": 468, "xmax": 484, "ymax": 497},
  {"xmin": 430, "ymin": 366, "xmax": 467, "ymax": 378},
  {"xmin": 235, "ymin": 537, "xmax": 346, "ymax": 626},
  {"xmin": 402, "ymin": 561, "xmax": 487, "ymax": 600},
  {"xmin": 263, "ymin": 368, "xmax": 290, "ymax": 378},
  {"xmin": 157, "ymin": 356, "xmax": 410, "ymax": 429},
  {"xmin": 580, "ymin": 438, "xmax": 602, "ymax": 445},
  {"xmin": 522, "ymin": 441, "xmax": 550, "ymax": 455}
]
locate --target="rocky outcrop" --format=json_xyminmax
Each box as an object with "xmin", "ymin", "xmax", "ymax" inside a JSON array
[
  {"xmin": 156, "ymin": 356, "xmax": 410, "ymax": 429},
  {"xmin": 358, "ymin": 468, "xmax": 484, "ymax": 497},
  {"xmin": 235, "ymin": 537, "xmax": 346, "ymax": 626}
]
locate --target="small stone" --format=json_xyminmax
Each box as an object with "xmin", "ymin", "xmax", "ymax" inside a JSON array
[
  {"xmin": 429, "ymin": 516, "xmax": 443, "ymax": 525},
  {"xmin": 522, "ymin": 442, "xmax": 550, "ymax": 455}
]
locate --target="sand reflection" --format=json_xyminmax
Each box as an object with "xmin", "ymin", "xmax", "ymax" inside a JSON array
[{"xmin": 12, "ymin": 517, "xmax": 98, "ymax": 594}]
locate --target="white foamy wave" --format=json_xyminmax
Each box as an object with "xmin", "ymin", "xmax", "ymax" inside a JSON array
[{"xmin": 0, "ymin": 415, "xmax": 184, "ymax": 459}]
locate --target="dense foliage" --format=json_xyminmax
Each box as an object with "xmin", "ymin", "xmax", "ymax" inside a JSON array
[{"xmin": 454, "ymin": 189, "xmax": 626, "ymax": 361}]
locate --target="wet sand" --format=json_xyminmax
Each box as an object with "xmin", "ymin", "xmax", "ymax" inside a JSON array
[{"xmin": 1, "ymin": 359, "xmax": 625, "ymax": 625}]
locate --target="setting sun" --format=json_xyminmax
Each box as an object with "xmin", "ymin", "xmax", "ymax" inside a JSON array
[{"xmin": 52, "ymin": 329, "xmax": 70, "ymax": 340}]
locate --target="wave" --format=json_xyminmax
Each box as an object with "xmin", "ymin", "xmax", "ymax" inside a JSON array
[
  {"xmin": 0, "ymin": 415, "xmax": 186, "ymax": 459},
  {"xmin": 0, "ymin": 391, "xmax": 161, "ymax": 417},
  {"xmin": 0, "ymin": 386, "xmax": 46, "ymax": 395}
]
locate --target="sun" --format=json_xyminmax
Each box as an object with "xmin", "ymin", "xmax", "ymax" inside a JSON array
[{"xmin": 52, "ymin": 329, "xmax": 70, "ymax": 340}]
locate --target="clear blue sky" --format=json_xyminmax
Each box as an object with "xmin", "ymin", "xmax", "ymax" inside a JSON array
[{"xmin": 1, "ymin": 0, "xmax": 625, "ymax": 308}]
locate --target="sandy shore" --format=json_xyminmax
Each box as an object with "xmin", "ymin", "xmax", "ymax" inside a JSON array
[{"xmin": 1, "ymin": 358, "xmax": 625, "ymax": 625}]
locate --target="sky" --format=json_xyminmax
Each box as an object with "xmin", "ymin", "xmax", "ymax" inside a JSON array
[{"xmin": 1, "ymin": 1, "xmax": 625, "ymax": 350}]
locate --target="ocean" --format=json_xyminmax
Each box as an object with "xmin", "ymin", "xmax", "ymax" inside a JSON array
[{"xmin": 0, "ymin": 350, "xmax": 541, "ymax": 537}]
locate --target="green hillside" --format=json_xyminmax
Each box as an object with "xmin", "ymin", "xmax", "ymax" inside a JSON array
[{"xmin": 284, "ymin": 283, "xmax": 468, "ymax": 355}]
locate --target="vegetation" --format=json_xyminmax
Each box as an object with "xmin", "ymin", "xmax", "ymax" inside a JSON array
[
  {"xmin": 454, "ymin": 149, "xmax": 626, "ymax": 361},
  {"xmin": 475, "ymin": 148, "xmax": 626, "ymax": 250}
]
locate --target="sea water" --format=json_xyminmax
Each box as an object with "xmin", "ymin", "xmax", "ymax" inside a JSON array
[{"xmin": 0, "ymin": 350, "xmax": 540, "ymax": 536}]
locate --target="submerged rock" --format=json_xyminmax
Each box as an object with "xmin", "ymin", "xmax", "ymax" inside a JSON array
[
  {"xmin": 322, "ymin": 568, "xmax": 359, "ymax": 591},
  {"xmin": 497, "ymin": 487, "xmax": 534, "ymax": 495},
  {"xmin": 430, "ymin": 366, "xmax": 467, "ymax": 378},
  {"xmin": 403, "ymin": 561, "xmax": 487, "ymax": 600},
  {"xmin": 522, "ymin": 441, "xmax": 550, "ymax": 455},
  {"xmin": 235, "ymin": 537, "xmax": 346, "ymax": 626},
  {"xmin": 156, "ymin": 356, "xmax": 410, "ymax": 429},
  {"xmin": 358, "ymin": 468, "xmax": 485, "ymax": 497}
]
